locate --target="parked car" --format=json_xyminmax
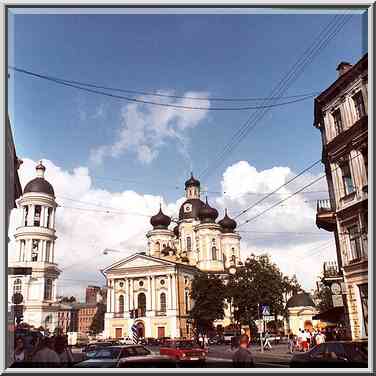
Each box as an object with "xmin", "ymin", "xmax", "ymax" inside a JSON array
[
  {"xmin": 160, "ymin": 339, "xmax": 207, "ymax": 364},
  {"xmin": 117, "ymin": 355, "xmax": 177, "ymax": 368},
  {"xmin": 73, "ymin": 345, "xmax": 151, "ymax": 368},
  {"xmin": 83, "ymin": 342, "xmax": 114, "ymax": 358},
  {"xmin": 208, "ymin": 335, "xmax": 224, "ymax": 345},
  {"xmin": 290, "ymin": 341, "xmax": 368, "ymax": 368},
  {"xmin": 145, "ymin": 337, "xmax": 159, "ymax": 346},
  {"xmin": 118, "ymin": 337, "xmax": 134, "ymax": 345}
]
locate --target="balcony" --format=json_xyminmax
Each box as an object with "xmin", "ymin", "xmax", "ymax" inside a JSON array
[
  {"xmin": 316, "ymin": 199, "xmax": 336, "ymax": 232},
  {"xmin": 323, "ymin": 261, "xmax": 341, "ymax": 279}
]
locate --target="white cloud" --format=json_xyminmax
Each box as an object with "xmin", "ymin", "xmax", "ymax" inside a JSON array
[
  {"xmin": 9, "ymin": 158, "xmax": 334, "ymax": 300},
  {"xmin": 90, "ymin": 92, "xmax": 210, "ymax": 165}
]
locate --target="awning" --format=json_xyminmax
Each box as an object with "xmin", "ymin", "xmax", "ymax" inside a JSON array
[{"xmin": 312, "ymin": 307, "xmax": 345, "ymax": 322}]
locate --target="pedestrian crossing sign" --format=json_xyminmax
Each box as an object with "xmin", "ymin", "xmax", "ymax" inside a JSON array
[{"xmin": 261, "ymin": 304, "xmax": 270, "ymax": 316}]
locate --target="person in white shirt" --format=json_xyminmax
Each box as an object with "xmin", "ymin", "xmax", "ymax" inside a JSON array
[
  {"xmin": 32, "ymin": 337, "xmax": 61, "ymax": 367},
  {"xmin": 315, "ymin": 331, "xmax": 326, "ymax": 345}
]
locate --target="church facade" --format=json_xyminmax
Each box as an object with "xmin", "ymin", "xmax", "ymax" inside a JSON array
[
  {"xmin": 103, "ymin": 175, "xmax": 241, "ymax": 339},
  {"xmin": 8, "ymin": 161, "xmax": 61, "ymax": 332}
]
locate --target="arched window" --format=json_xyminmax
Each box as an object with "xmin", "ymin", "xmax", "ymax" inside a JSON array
[
  {"xmin": 231, "ymin": 254, "xmax": 236, "ymax": 263},
  {"xmin": 186, "ymin": 237, "xmax": 192, "ymax": 252},
  {"xmin": 118, "ymin": 295, "xmax": 124, "ymax": 313},
  {"xmin": 45, "ymin": 241, "xmax": 51, "ymax": 262},
  {"xmin": 44, "ymin": 279, "xmax": 53, "ymax": 300},
  {"xmin": 23, "ymin": 206, "xmax": 29, "ymax": 226},
  {"xmin": 160, "ymin": 293, "xmax": 166, "ymax": 313},
  {"xmin": 232, "ymin": 247, "xmax": 235, "ymax": 255},
  {"xmin": 13, "ymin": 279, "xmax": 22, "ymax": 294},
  {"xmin": 212, "ymin": 247, "xmax": 217, "ymax": 260},
  {"xmin": 156, "ymin": 242, "xmax": 160, "ymax": 252},
  {"xmin": 138, "ymin": 293, "xmax": 146, "ymax": 317},
  {"xmin": 34, "ymin": 205, "xmax": 41, "ymax": 226},
  {"xmin": 31, "ymin": 240, "xmax": 39, "ymax": 262},
  {"xmin": 184, "ymin": 290, "xmax": 190, "ymax": 314}
]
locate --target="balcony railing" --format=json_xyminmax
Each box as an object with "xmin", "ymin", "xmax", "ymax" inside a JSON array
[
  {"xmin": 156, "ymin": 310, "xmax": 167, "ymax": 316},
  {"xmin": 316, "ymin": 199, "xmax": 336, "ymax": 232},
  {"xmin": 323, "ymin": 261, "xmax": 340, "ymax": 278}
]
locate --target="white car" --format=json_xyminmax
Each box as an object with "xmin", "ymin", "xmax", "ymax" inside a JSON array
[{"xmin": 119, "ymin": 337, "xmax": 134, "ymax": 345}]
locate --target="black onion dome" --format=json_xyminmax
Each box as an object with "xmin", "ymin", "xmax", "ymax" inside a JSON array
[
  {"xmin": 150, "ymin": 206, "xmax": 171, "ymax": 229},
  {"xmin": 218, "ymin": 209, "xmax": 237, "ymax": 233},
  {"xmin": 173, "ymin": 225, "xmax": 179, "ymax": 237},
  {"xmin": 179, "ymin": 198, "xmax": 205, "ymax": 220},
  {"xmin": 185, "ymin": 173, "xmax": 200, "ymax": 188},
  {"xmin": 24, "ymin": 178, "xmax": 55, "ymax": 196},
  {"xmin": 199, "ymin": 197, "xmax": 219, "ymax": 223},
  {"xmin": 286, "ymin": 292, "xmax": 315, "ymax": 308}
]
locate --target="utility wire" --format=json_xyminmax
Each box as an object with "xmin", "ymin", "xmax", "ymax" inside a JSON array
[
  {"xmin": 199, "ymin": 13, "xmax": 351, "ymax": 181},
  {"xmin": 9, "ymin": 66, "xmax": 316, "ymax": 111},
  {"xmin": 234, "ymin": 159, "xmax": 321, "ymax": 219},
  {"xmin": 8, "ymin": 65, "xmax": 321, "ymax": 102}
]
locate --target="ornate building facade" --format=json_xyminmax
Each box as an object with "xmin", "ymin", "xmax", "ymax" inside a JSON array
[
  {"xmin": 314, "ymin": 54, "xmax": 368, "ymax": 340},
  {"xmin": 8, "ymin": 161, "xmax": 61, "ymax": 332},
  {"xmin": 103, "ymin": 175, "xmax": 241, "ymax": 339}
]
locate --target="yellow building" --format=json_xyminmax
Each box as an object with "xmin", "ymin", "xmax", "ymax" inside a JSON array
[{"xmin": 102, "ymin": 174, "xmax": 240, "ymax": 339}]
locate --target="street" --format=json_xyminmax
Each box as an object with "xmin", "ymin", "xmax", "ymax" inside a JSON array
[{"xmin": 71, "ymin": 343, "xmax": 292, "ymax": 368}]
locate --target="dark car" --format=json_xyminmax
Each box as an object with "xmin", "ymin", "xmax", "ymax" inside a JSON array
[
  {"xmin": 208, "ymin": 335, "xmax": 224, "ymax": 345},
  {"xmin": 73, "ymin": 345, "xmax": 151, "ymax": 368},
  {"xmin": 290, "ymin": 341, "xmax": 368, "ymax": 368},
  {"xmin": 83, "ymin": 342, "xmax": 114, "ymax": 358},
  {"xmin": 117, "ymin": 355, "xmax": 177, "ymax": 368}
]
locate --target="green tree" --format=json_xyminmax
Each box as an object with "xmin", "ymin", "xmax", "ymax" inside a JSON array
[
  {"xmin": 227, "ymin": 254, "xmax": 300, "ymax": 333},
  {"xmin": 189, "ymin": 272, "xmax": 226, "ymax": 336},
  {"xmin": 89, "ymin": 303, "xmax": 106, "ymax": 335},
  {"xmin": 314, "ymin": 286, "xmax": 333, "ymax": 313}
]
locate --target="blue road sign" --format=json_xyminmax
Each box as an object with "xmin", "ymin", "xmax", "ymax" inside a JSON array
[{"xmin": 261, "ymin": 305, "xmax": 270, "ymax": 316}]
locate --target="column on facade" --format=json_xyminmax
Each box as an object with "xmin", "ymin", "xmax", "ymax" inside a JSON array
[
  {"xmin": 147, "ymin": 276, "xmax": 152, "ymax": 311},
  {"xmin": 129, "ymin": 278, "xmax": 134, "ymax": 310},
  {"xmin": 51, "ymin": 208, "xmax": 56, "ymax": 229},
  {"xmin": 168, "ymin": 274, "xmax": 173, "ymax": 310},
  {"xmin": 124, "ymin": 278, "xmax": 129, "ymax": 314},
  {"xmin": 51, "ymin": 241, "xmax": 55, "ymax": 263},
  {"xmin": 106, "ymin": 281, "xmax": 112, "ymax": 313},
  {"xmin": 151, "ymin": 276, "xmax": 156, "ymax": 312},
  {"xmin": 52, "ymin": 279, "xmax": 57, "ymax": 301},
  {"xmin": 39, "ymin": 206, "xmax": 45, "ymax": 227},
  {"xmin": 27, "ymin": 204, "xmax": 34, "ymax": 226},
  {"xmin": 27, "ymin": 239, "xmax": 32, "ymax": 262},
  {"xmin": 111, "ymin": 281, "xmax": 116, "ymax": 313},
  {"xmin": 171, "ymin": 273, "xmax": 177, "ymax": 311}
]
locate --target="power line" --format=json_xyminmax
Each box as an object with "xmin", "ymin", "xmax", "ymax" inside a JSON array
[
  {"xmin": 234, "ymin": 159, "xmax": 321, "ymax": 219},
  {"xmin": 8, "ymin": 66, "xmax": 321, "ymax": 103},
  {"xmin": 9, "ymin": 66, "xmax": 316, "ymax": 111},
  {"xmin": 199, "ymin": 13, "xmax": 351, "ymax": 181}
]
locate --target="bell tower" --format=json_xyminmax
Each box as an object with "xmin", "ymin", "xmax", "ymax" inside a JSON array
[{"xmin": 9, "ymin": 161, "xmax": 61, "ymax": 332}]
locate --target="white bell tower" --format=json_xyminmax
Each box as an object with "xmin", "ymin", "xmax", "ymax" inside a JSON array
[{"xmin": 9, "ymin": 161, "xmax": 61, "ymax": 333}]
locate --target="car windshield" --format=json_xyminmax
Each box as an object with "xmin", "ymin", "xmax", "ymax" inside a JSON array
[
  {"xmin": 175, "ymin": 341, "xmax": 194, "ymax": 349},
  {"xmin": 120, "ymin": 346, "xmax": 151, "ymax": 358},
  {"xmin": 92, "ymin": 347, "xmax": 121, "ymax": 359}
]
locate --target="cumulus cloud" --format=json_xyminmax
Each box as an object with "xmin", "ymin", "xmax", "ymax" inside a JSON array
[
  {"xmin": 90, "ymin": 91, "xmax": 210, "ymax": 165},
  {"xmin": 8, "ymin": 158, "xmax": 335, "ymax": 300}
]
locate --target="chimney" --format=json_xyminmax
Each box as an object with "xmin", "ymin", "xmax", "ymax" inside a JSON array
[{"xmin": 336, "ymin": 62, "xmax": 353, "ymax": 77}]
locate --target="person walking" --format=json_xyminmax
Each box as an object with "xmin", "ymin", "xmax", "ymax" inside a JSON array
[
  {"xmin": 263, "ymin": 331, "xmax": 272, "ymax": 351},
  {"xmin": 232, "ymin": 335, "xmax": 255, "ymax": 368},
  {"xmin": 11, "ymin": 337, "xmax": 29, "ymax": 367},
  {"xmin": 315, "ymin": 330, "xmax": 326, "ymax": 345},
  {"xmin": 287, "ymin": 331, "xmax": 294, "ymax": 354},
  {"xmin": 54, "ymin": 336, "xmax": 74, "ymax": 367},
  {"xmin": 32, "ymin": 337, "xmax": 61, "ymax": 367}
]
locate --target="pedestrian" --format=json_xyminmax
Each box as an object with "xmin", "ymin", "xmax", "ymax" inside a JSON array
[
  {"xmin": 32, "ymin": 337, "xmax": 61, "ymax": 367},
  {"xmin": 263, "ymin": 331, "xmax": 272, "ymax": 351},
  {"xmin": 232, "ymin": 334, "xmax": 255, "ymax": 368},
  {"xmin": 54, "ymin": 336, "xmax": 74, "ymax": 367},
  {"xmin": 315, "ymin": 330, "xmax": 325, "ymax": 345},
  {"xmin": 198, "ymin": 334, "xmax": 204, "ymax": 349},
  {"xmin": 302, "ymin": 329, "xmax": 309, "ymax": 352},
  {"xmin": 11, "ymin": 337, "xmax": 29, "ymax": 367},
  {"xmin": 287, "ymin": 331, "xmax": 294, "ymax": 354}
]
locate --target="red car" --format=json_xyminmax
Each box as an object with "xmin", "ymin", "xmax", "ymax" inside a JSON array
[{"xmin": 160, "ymin": 340, "xmax": 207, "ymax": 364}]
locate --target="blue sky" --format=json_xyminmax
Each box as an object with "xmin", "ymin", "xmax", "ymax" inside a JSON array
[
  {"xmin": 8, "ymin": 10, "xmax": 367, "ymax": 202},
  {"xmin": 7, "ymin": 9, "xmax": 368, "ymax": 295}
]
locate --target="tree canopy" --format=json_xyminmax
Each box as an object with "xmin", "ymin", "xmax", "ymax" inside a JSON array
[{"xmin": 189, "ymin": 272, "xmax": 226, "ymax": 335}]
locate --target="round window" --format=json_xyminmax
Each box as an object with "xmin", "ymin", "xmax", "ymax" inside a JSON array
[
  {"xmin": 139, "ymin": 281, "xmax": 144, "ymax": 287},
  {"xmin": 160, "ymin": 279, "xmax": 165, "ymax": 286}
]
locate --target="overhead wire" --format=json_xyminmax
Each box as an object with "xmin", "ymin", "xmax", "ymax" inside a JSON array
[
  {"xmin": 9, "ymin": 66, "xmax": 316, "ymax": 111},
  {"xmin": 199, "ymin": 13, "xmax": 352, "ymax": 182}
]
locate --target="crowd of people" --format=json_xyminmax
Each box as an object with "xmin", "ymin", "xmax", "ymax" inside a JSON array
[
  {"xmin": 287, "ymin": 328, "xmax": 329, "ymax": 353},
  {"xmin": 11, "ymin": 335, "xmax": 74, "ymax": 367}
]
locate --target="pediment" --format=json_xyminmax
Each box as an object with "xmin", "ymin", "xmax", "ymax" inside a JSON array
[{"xmin": 102, "ymin": 253, "xmax": 175, "ymax": 274}]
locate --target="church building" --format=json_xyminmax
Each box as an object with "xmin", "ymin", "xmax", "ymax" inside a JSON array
[
  {"xmin": 102, "ymin": 174, "xmax": 241, "ymax": 339},
  {"xmin": 8, "ymin": 161, "xmax": 61, "ymax": 332}
]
